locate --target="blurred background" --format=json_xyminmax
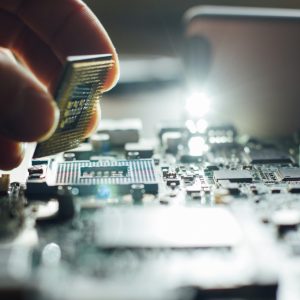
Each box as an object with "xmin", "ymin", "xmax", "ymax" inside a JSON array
[
  {"xmin": 83, "ymin": 0, "xmax": 300, "ymax": 137},
  {"xmin": 85, "ymin": 0, "xmax": 300, "ymax": 56}
]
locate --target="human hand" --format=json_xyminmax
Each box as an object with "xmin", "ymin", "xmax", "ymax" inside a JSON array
[{"xmin": 0, "ymin": 0, "xmax": 119, "ymax": 170}]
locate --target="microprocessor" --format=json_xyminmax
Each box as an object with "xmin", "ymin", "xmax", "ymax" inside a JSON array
[{"xmin": 34, "ymin": 54, "xmax": 114, "ymax": 158}]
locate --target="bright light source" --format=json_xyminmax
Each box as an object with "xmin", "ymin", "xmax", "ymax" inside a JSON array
[
  {"xmin": 185, "ymin": 92, "xmax": 211, "ymax": 118},
  {"xmin": 188, "ymin": 136, "xmax": 209, "ymax": 155}
]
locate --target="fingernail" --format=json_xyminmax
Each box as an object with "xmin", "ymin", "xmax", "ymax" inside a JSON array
[{"xmin": 5, "ymin": 88, "xmax": 60, "ymax": 142}]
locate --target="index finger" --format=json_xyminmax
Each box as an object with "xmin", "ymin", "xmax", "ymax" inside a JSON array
[{"xmin": 1, "ymin": 0, "xmax": 119, "ymax": 91}]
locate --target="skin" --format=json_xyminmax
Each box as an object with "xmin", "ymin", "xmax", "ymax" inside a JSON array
[{"xmin": 0, "ymin": 0, "xmax": 119, "ymax": 170}]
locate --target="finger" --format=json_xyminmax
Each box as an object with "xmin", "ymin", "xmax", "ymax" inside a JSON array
[
  {"xmin": 1, "ymin": 0, "xmax": 119, "ymax": 91},
  {"xmin": 13, "ymin": 25, "xmax": 62, "ymax": 91},
  {"xmin": 0, "ymin": 51, "xmax": 59, "ymax": 142},
  {"xmin": 0, "ymin": 135, "xmax": 24, "ymax": 170},
  {"xmin": 0, "ymin": 10, "xmax": 62, "ymax": 91},
  {"xmin": 13, "ymin": 23, "xmax": 63, "ymax": 92}
]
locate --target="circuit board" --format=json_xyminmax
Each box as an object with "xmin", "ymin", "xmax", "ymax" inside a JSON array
[{"xmin": 2, "ymin": 119, "xmax": 300, "ymax": 300}]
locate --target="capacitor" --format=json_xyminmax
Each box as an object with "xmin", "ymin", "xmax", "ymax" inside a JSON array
[
  {"xmin": 130, "ymin": 183, "xmax": 145, "ymax": 204},
  {"xmin": 90, "ymin": 133, "xmax": 110, "ymax": 153}
]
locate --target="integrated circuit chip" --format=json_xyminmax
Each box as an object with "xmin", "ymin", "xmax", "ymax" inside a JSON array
[
  {"xmin": 34, "ymin": 54, "xmax": 114, "ymax": 158},
  {"xmin": 245, "ymin": 148, "xmax": 293, "ymax": 164},
  {"xmin": 277, "ymin": 168, "xmax": 300, "ymax": 181},
  {"xmin": 214, "ymin": 170, "xmax": 253, "ymax": 183},
  {"xmin": 26, "ymin": 159, "xmax": 158, "ymax": 195}
]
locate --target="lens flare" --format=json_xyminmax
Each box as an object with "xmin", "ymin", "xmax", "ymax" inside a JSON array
[{"xmin": 185, "ymin": 92, "xmax": 211, "ymax": 118}]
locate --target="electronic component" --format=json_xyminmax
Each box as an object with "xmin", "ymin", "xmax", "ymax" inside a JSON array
[
  {"xmin": 245, "ymin": 148, "xmax": 293, "ymax": 164},
  {"xmin": 130, "ymin": 183, "xmax": 145, "ymax": 203},
  {"xmin": 162, "ymin": 131, "xmax": 182, "ymax": 153},
  {"xmin": 26, "ymin": 159, "xmax": 158, "ymax": 196},
  {"xmin": 97, "ymin": 118, "xmax": 142, "ymax": 146},
  {"xmin": 166, "ymin": 178, "xmax": 180, "ymax": 186},
  {"xmin": 64, "ymin": 143, "xmax": 94, "ymax": 160},
  {"xmin": 157, "ymin": 121, "xmax": 185, "ymax": 142},
  {"xmin": 214, "ymin": 170, "xmax": 253, "ymax": 183},
  {"xmin": 34, "ymin": 54, "xmax": 113, "ymax": 158},
  {"xmin": 289, "ymin": 185, "xmax": 300, "ymax": 193},
  {"xmin": 186, "ymin": 185, "xmax": 201, "ymax": 195},
  {"xmin": 180, "ymin": 153, "xmax": 202, "ymax": 163},
  {"xmin": 124, "ymin": 140, "xmax": 154, "ymax": 158},
  {"xmin": 8, "ymin": 118, "xmax": 300, "ymax": 300},
  {"xmin": 277, "ymin": 167, "xmax": 300, "ymax": 181},
  {"xmin": 218, "ymin": 181, "xmax": 241, "ymax": 195},
  {"xmin": 90, "ymin": 133, "xmax": 110, "ymax": 153},
  {"xmin": 126, "ymin": 151, "xmax": 140, "ymax": 159},
  {"xmin": 63, "ymin": 152, "xmax": 76, "ymax": 161}
]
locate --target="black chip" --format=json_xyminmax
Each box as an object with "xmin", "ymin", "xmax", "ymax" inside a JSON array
[
  {"xmin": 166, "ymin": 179, "xmax": 180, "ymax": 186},
  {"xmin": 180, "ymin": 154, "xmax": 202, "ymax": 163},
  {"xmin": 289, "ymin": 185, "xmax": 300, "ymax": 193},
  {"xmin": 205, "ymin": 165, "xmax": 219, "ymax": 171}
]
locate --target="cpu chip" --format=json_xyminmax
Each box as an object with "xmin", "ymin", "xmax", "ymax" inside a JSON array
[{"xmin": 34, "ymin": 54, "xmax": 114, "ymax": 158}]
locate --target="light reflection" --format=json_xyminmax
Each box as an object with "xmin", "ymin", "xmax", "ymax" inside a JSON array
[
  {"xmin": 185, "ymin": 119, "xmax": 208, "ymax": 134},
  {"xmin": 188, "ymin": 136, "xmax": 209, "ymax": 156},
  {"xmin": 185, "ymin": 92, "xmax": 211, "ymax": 118},
  {"xmin": 185, "ymin": 119, "xmax": 197, "ymax": 134},
  {"xmin": 209, "ymin": 136, "xmax": 234, "ymax": 144},
  {"xmin": 97, "ymin": 185, "xmax": 111, "ymax": 199},
  {"xmin": 196, "ymin": 119, "xmax": 208, "ymax": 133},
  {"xmin": 41, "ymin": 243, "xmax": 61, "ymax": 267}
]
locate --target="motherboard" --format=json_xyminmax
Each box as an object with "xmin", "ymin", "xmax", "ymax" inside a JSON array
[{"xmin": 1, "ymin": 119, "xmax": 300, "ymax": 300}]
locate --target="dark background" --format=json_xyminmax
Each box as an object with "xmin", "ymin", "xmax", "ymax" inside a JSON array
[
  {"xmin": 80, "ymin": 1, "xmax": 300, "ymax": 139},
  {"xmin": 85, "ymin": 0, "xmax": 300, "ymax": 56}
]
